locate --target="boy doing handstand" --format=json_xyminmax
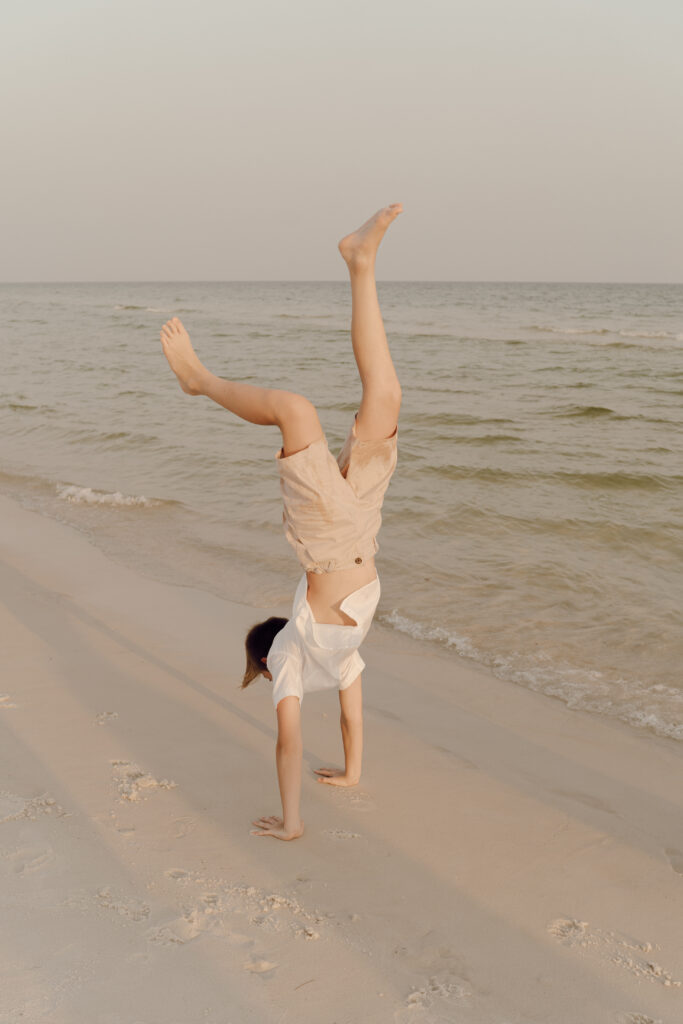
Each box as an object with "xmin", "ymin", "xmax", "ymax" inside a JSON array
[{"xmin": 160, "ymin": 204, "xmax": 402, "ymax": 841}]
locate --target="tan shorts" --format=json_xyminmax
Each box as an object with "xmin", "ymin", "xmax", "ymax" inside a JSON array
[{"xmin": 276, "ymin": 413, "xmax": 398, "ymax": 574}]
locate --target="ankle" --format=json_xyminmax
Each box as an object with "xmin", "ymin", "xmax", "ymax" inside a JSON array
[{"xmin": 193, "ymin": 368, "xmax": 216, "ymax": 397}]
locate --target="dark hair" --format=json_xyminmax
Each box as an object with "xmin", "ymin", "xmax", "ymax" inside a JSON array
[{"xmin": 241, "ymin": 617, "xmax": 288, "ymax": 689}]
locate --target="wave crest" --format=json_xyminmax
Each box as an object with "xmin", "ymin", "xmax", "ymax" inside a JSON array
[{"xmin": 56, "ymin": 485, "xmax": 158, "ymax": 507}]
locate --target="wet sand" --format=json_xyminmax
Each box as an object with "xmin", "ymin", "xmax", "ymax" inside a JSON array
[{"xmin": 1, "ymin": 492, "xmax": 682, "ymax": 1024}]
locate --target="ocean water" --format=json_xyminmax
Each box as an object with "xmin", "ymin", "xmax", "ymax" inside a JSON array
[{"xmin": 1, "ymin": 281, "xmax": 682, "ymax": 741}]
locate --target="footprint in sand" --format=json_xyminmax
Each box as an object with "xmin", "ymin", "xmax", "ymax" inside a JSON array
[
  {"xmin": 664, "ymin": 848, "xmax": 683, "ymax": 875},
  {"xmin": 0, "ymin": 792, "xmax": 66, "ymax": 822},
  {"xmin": 0, "ymin": 793, "xmax": 30, "ymax": 822},
  {"xmin": 10, "ymin": 844, "xmax": 55, "ymax": 875},
  {"xmin": 96, "ymin": 886, "xmax": 150, "ymax": 921},
  {"xmin": 95, "ymin": 710, "xmax": 118, "ymax": 726},
  {"xmin": 395, "ymin": 938, "xmax": 473, "ymax": 1020},
  {"xmin": 160, "ymin": 870, "xmax": 326, "ymax": 945},
  {"xmin": 171, "ymin": 816, "xmax": 195, "ymax": 839},
  {"xmin": 616, "ymin": 1014, "xmax": 663, "ymax": 1024},
  {"xmin": 335, "ymin": 789, "xmax": 376, "ymax": 813},
  {"xmin": 110, "ymin": 761, "xmax": 176, "ymax": 803},
  {"xmin": 148, "ymin": 913, "xmax": 203, "ymax": 946},
  {"xmin": 323, "ymin": 828, "xmax": 362, "ymax": 841},
  {"xmin": 244, "ymin": 958, "xmax": 278, "ymax": 975},
  {"xmin": 547, "ymin": 918, "xmax": 681, "ymax": 988}
]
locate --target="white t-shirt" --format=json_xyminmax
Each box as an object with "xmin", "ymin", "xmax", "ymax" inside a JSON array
[{"xmin": 267, "ymin": 572, "xmax": 381, "ymax": 709}]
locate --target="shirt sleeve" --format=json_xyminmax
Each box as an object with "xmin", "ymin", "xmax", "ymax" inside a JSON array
[
  {"xmin": 268, "ymin": 642, "xmax": 304, "ymax": 710},
  {"xmin": 339, "ymin": 650, "xmax": 365, "ymax": 689}
]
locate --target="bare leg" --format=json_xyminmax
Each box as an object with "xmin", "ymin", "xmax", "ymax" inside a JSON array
[
  {"xmin": 314, "ymin": 674, "xmax": 363, "ymax": 786},
  {"xmin": 338, "ymin": 204, "xmax": 403, "ymax": 441},
  {"xmin": 159, "ymin": 318, "xmax": 323, "ymax": 457}
]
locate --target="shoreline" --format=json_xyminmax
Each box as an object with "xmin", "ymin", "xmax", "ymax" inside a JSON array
[
  {"xmin": 1, "ymin": 492, "xmax": 682, "ymax": 1023},
  {"xmin": 1, "ymin": 462, "xmax": 681, "ymax": 749}
]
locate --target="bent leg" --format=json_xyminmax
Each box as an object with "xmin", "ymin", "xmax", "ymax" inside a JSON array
[
  {"xmin": 160, "ymin": 317, "xmax": 324, "ymax": 457},
  {"xmin": 338, "ymin": 206, "xmax": 403, "ymax": 442}
]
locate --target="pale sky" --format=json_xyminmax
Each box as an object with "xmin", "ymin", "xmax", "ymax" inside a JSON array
[{"xmin": 1, "ymin": 0, "xmax": 682, "ymax": 282}]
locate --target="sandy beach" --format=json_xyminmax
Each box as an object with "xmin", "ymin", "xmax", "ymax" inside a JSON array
[{"xmin": 1, "ymin": 490, "xmax": 682, "ymax": 1024}]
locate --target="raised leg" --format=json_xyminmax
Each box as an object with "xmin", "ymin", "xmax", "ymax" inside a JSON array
[
  {"xmin": 314, "ymin": 674, "xmax": 363, "ymax": 786},
  {"xmin": 338, "ymin": 205, "xmax": 403, "ymax": 442},
  {"xmin": 160, "ymin": 318, "xmax": 323, "ymax": 457}
]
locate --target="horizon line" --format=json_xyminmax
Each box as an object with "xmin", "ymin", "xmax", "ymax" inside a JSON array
[{"xmin": 1, "ymin": 279, "xmax": 682, "ymax": 286}]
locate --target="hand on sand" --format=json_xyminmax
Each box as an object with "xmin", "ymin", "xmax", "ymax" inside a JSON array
[
  {"xmin": 250, "ymin": 815, "xmax": 304, "ymax": 841},
  {"xmin": 314, "ymin": 767, "xmax": 360, "ymax": 787}
]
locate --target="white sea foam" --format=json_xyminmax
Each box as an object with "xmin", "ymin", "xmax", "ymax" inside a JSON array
[
  {"xmin": 380, "ymin": 609, "xmax": 479, "ymax": 658},
  {"xmin": 56, "ymin": 485, "xmax": 156, "ymax": 507},
  {"xmin": 379, "ymin": 610, "xmax": 683, "ymax": 742}
]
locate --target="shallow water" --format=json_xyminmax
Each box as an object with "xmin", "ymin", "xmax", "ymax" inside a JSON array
[{"xmin": 1, "ymin": 280, "xmax": 682, "ymax": 739}]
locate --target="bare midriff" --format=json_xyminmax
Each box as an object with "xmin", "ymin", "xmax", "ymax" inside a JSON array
[{"xmin": 305, "ymin": 557, "xmax": 378, "ymax": 626}]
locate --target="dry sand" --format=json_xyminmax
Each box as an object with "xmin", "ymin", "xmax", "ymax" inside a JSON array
[{"xmin": 1, "ymin": 492, "xmax": 682, "ymax": 1024}]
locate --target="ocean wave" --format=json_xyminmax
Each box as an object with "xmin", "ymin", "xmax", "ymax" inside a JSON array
[
  {"xmin": 378, "ymin": 610, "xmax": 683, "ymax": 742},
  {"xmin": 406, "ymin": 411, "xmax": 514, "ymax": 427},
  {"xmin": 528, "ymin": 325, "xmax": 611, "ymax": 336},
  {"xmin": 426, "ymin": 463, "xmax": 680, "ymax": 491},
  {"xmin": 559, "ymin": 404, "xmax": 619, "ymax": 418},
  {"xmin": 528, "ymin": 324, "xmax": 683, "ymax": 344},
  {"xmin": 445, "ymin": 433, "xmax": 522, "ymax": 445},
  {"xmin": 546, "ymin": 404, "xmax": 673, "ymax": 424},
  {"xmin": 56, "ymin": 485, "xmax": 160, "ymax": 508}
]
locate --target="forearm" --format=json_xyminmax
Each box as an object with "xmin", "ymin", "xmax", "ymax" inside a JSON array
[
  {"xmin": 275, "ymin": 740, "xmax": 303, "ymax": 830},
  {"xmin": 340, "ymin": 715, "xmax": 363, "ymax": 783}
]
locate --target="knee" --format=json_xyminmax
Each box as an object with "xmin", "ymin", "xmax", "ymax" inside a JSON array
[
  {"xmin": 368, "ymin": 380, "xmax": 401, "ymax": 408},
  {"xmin": 274, "ymin": 391, "xmax": 318, "ymax": 425}
]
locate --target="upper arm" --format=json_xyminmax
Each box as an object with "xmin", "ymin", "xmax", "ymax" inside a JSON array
[
  {"xmin": 270, "ymin": 643, "xmax": 303, "ymax": 711},
  {"xmin": 276, "ymin": 695, "xmax": 302, "ymax": 748}
]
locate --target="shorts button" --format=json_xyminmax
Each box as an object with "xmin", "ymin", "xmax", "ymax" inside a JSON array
[{"xmin": 354, "ymin": 556, "xmax": 363, "ymax": 564}]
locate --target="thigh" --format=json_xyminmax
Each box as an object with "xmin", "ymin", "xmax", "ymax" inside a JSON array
[
  {"xmin": 355, "ymin": 391, "xmax": 401, "ymax": 442},
  {"xmin": 337, "ymin": 413, "xmax": 398, "ymax": 505}
]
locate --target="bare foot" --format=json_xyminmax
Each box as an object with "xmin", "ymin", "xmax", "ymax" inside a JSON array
[
  {"xmin": 159, "ymin": 318, "xmax": 207, "ymax": 395},
  {"xmin": 338, "ymin": 203, "xmax": 403, "ymax": 272}
]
